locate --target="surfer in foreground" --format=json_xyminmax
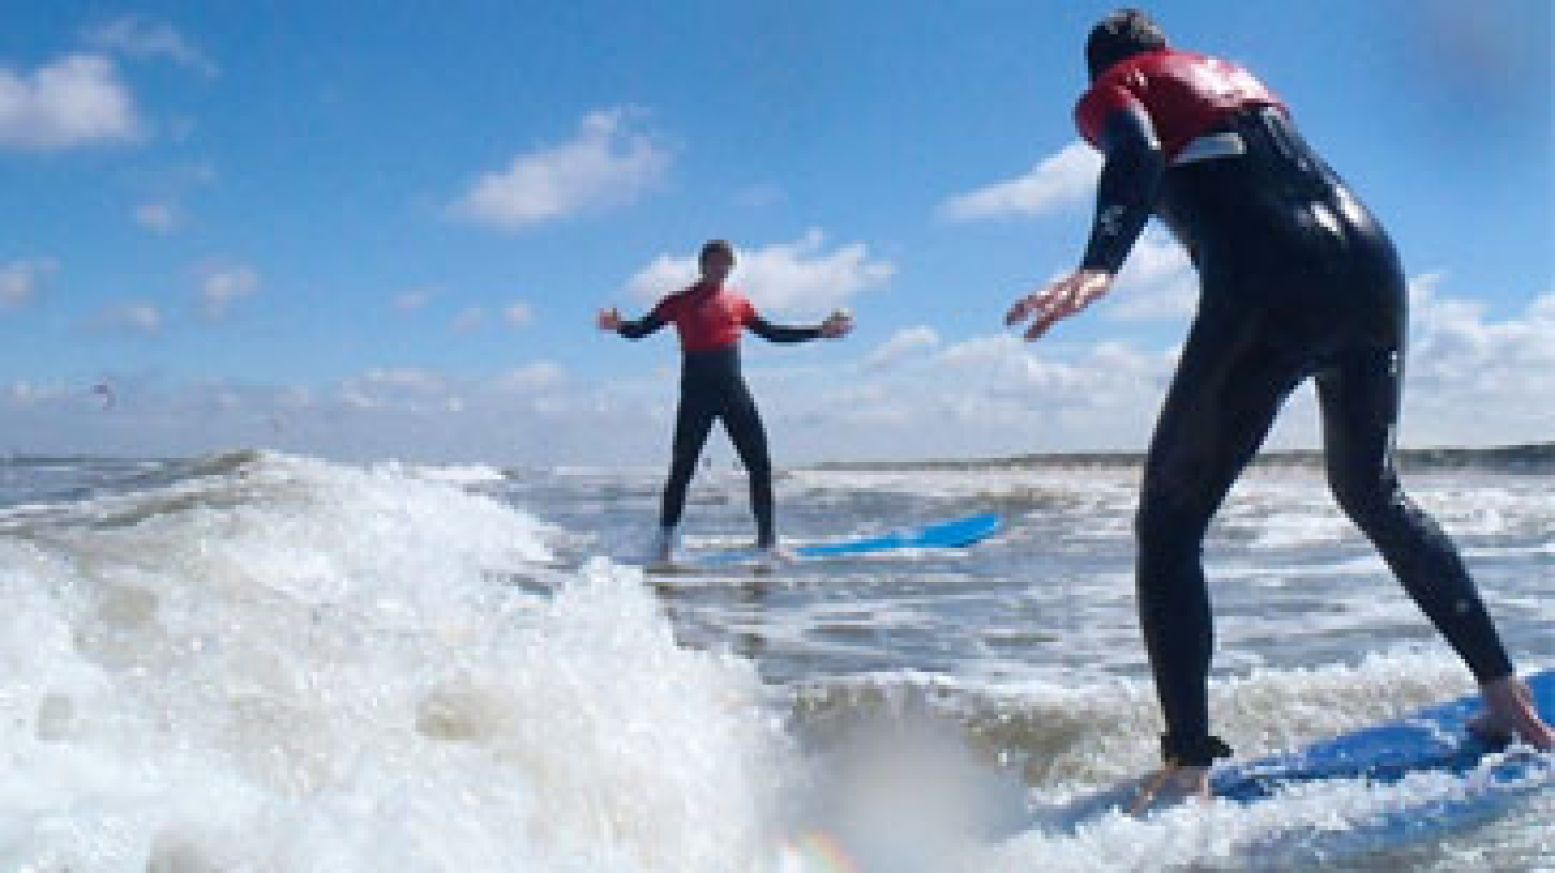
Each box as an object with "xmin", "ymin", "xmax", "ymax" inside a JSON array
[
  {"xmin": 1003, "ymin": 9, "xmax": 1555, "ymax": 812},
  {"xmin": 599, "ymin": 239, "xmax": 853, "ymax": 565}
]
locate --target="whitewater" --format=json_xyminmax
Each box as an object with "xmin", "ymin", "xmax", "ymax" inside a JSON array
[{"xmin": 0, "ymin": 450, "xmax": 1549, "ymax": 871}]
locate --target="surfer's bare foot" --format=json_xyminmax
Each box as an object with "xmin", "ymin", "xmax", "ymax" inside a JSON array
[
  {"xmin": 1469, "ymin": 676, "xmax": 1554, "ymax": 751},
  {"xmin": 1126, "ymin": 764, "xmax": 1210, "ymax": 817},
  {"xmin": 755, "ymin": 542, "xmax": 795, "ymax": 564},
  {"xmin": 647, "ymin": 526, "xmax": 678, "ymax": 566}
]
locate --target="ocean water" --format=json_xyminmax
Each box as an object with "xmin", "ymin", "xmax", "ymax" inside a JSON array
[{"xmin": 0, "ymin": 450, "xmax": 1549, "ymax": 871}]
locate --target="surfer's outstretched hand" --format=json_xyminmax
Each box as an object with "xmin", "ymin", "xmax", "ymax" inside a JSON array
[
  {"xmin": 819, "ymin": 310, "xmax": 854, "ymax": 339},
  {"xmin": 1005, "ymin": 269, "xmax": 1113, "ymax": 340},
  {"xmin": 597, "ymin": 307, "xmax": 623, "ymax": 332}
]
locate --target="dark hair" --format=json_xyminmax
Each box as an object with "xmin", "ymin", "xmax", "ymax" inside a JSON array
[
  {"xmin": 699, "ymin": 239, "xmax": 735, "ymax": 264},
  {"xmin": 1086, "ymin": 9, "xmax": 1168, "ymax": 81}
]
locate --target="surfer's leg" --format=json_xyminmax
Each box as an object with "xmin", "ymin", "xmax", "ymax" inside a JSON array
[
  {"xmin": 1316, "ymin": 349, "xmax": 1515, "ymax": 682},
  {"xmin": 1315, "ymin": 350, "xmax": 1551, "ymax": 749},
  {"xmin": 721, "ymin": 386, "xmax": 776, "ymax": 548},
  {"xmin": 1136, "ymin": 305, "xmax": 1302, "ymax": 766},
  {"xmin": 661, "ymin": 394, "xmax": 718, "ymax": 539}
]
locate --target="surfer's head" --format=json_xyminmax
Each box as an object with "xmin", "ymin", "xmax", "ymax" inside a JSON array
[
  {"xmin": 699, "ymin": 239, "xmax": 736, "ymax": 284},
  {"xmin": 1086, "ymin": 9, "xmax": 1168, "ymax": 81}
]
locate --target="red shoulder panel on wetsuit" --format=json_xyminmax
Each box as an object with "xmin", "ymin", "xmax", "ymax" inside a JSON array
[
  {"xmin": 1074, "ymin": 49, "xmax": 1287, "ymax": 161},
  {"xmin": 651, "ymin": 284, "xmax": 755, "ymax": 352}
]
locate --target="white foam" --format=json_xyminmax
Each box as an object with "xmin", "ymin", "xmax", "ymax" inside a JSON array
[
  {"xmin": 0, "ymin": 453, "xmax": 789, "ymax": 870},
  {"xmin": 398, "ymin": 461, "xmax": 511, "ymax": 487},
  {"xmin": 777, "ymin": 652, "xmax": 1543, "ymax": 872},
  {"xmin": 3, "ymin": 455, "xmax": 1547, "ymax": 870}
]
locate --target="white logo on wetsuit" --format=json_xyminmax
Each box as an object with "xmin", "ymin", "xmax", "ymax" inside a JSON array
[{"xmin": 1100, "ymin": 204, "xmax": 1127, "ymax": 236}]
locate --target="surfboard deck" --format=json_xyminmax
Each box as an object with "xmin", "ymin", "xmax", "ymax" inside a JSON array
[
  {"xmin": 655, "ymin": 512, "xmax": 1002, "ymax": 572},
  {"xmin": 1041, "ymin": 669, "xmax": 1555, "ymax": 834},
  {"xmin": 1211, "ymin": 668, "xmax": 1555, "ymax": 802}
]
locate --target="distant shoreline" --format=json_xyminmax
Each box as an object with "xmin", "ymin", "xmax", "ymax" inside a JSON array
[
  {"xmin": 807, "ymin": 442, "xmax": 1555, "ymax": 474},
  {"xmin": 1, "ymin": 444, "xmax": 1549, "ymax": 475}
]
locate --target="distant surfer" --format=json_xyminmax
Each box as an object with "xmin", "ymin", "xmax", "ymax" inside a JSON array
[
  {"xmin": 91, "ymin": 381, "xmax": 115, "ymax": 411},
  {"xmin": 599, "ymin": 239, "xmax": 853, "ymax": 564},
  {"xmin": 1004, "ymin": 8, "xmax": 1555, "ymax": 811}
]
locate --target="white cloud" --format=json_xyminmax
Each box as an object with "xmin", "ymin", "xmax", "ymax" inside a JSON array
[
  {"xmin": 0, "ymin": 54, "xmax": 142, "ymax": 150},
  {"xmin": 134, "ymin": 201, "xmax": 180, "ymax": 233},
  {"xmin": 129, "ymin": 163, "xmax": 215, "ymax": 231},
  {"xmin": 83, "ymin": 16, "xmax": 218, "ymax": 78},
  {"xmin": 937, "ymin": 333, "xmax": 1169, "ymax": 405},
  {"xmin": 1399, "ymin": 274, "xmax": 1555, "ymax": 444},
  {"xmin": 452, "ymin": 306, "xmax": 487, "ymax": 333},
  {"xmin": 6, "ymin": 276, "xmax": 1547, "ymax": 462},
  {"xmin": 339, "ymin": 368, "xmax": 456, "ymax": 412},
  {"xmin": 940, "ymin": 141, "xmax": 1101, "ymax": 221},
  {"xmin": 198, "ymin": 263, "xmax": 260, "ymax": 319},
  {"xmin": 97, "ymin": 301, "xmax": 164, "ymax": 334},
  {"xmin": 1106, "ymin": 230, "xmax": 1197, "ymax": 321},
  {"xmin": 624, "ymin": 230, "xmax": 894, "ymax": 315},
  {"xmin": 496, "ymin": 362, "xmax": 564, "ymax": 393},
  {"xmin": 503, "ymin": 301, "xmax": 535, "ymax": 328},
  {"xmin": 8, "ymin": 380, "xmax": 73, "ymax": 405},
  {"xmin": 865, "ymin": 326, "xmax": 941, "ymax": 370},
  {"xmin": 735, "ymin": 183, "xmax": 786, "ymax": 208},
  {"xmin": 394, "ymin": 287, "xmax": 437, "ymax": 312},
  {"xmin": 740, "ymin": 333, "xmax": 1177, "ymax": 459},
  {"xmin": 451, "ymin": 107, "xmax": 670, "ymax": 230},
  {"xmin": 0, "ymin": 259, "xmax": 57, "ymax": 309},
  {"xmin": 623, "ymin": 255, "xmax": 698, "ymax": 302}
]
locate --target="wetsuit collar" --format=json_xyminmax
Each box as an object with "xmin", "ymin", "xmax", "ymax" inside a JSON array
[{"xmin": 1092, "ymin": 47, "xmax": 1173, "ymax": 84}]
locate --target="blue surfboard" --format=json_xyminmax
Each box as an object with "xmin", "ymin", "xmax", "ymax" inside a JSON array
[
  {"xmin": 684, "ymin": 512, "xmax": 1002, "ymax": 569},
  {"xmin": 1042, "ymin": 669, "xmax": 1555, "ymax": 837},
  {"xmin": 1211, "ymin": 668, "xmax": 1555, "ymax": 800}
]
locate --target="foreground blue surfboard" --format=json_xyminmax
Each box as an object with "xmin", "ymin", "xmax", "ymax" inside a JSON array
[
  {"xmin": 1211, "ymin": 668, "xmax": 1555, "ymax": 800},
  {"xmin": 1040, "ymin": 669, "xmax": 1554, "ymax": 841},
  {"xmin": 688, "ymin": 512, "xmax": 1002, "ymax": 568}
]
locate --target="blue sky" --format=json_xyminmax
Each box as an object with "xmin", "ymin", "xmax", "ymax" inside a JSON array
[{"xmin": 0, "ymin": 0, "xmax": 1550, "ymax": 463}]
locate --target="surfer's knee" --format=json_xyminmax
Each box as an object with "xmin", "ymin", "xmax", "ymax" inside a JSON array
[
  {"xmin": 744, "ymin": 454, "xmax": 772, "ymax": 481},
  {"xmin": 1326, "ymin": 468, "xmax": 1405, "ymax": 533},
  {"xmin": 731, "ymin": 432, "xmax": 772, "ymax": 480},
  {"xmin": 1134, "ymin": 486, "xmax": 1209, "ymax": 556},
  {"xmin": 666, "ymin": 452, "xmax": 700, "ymax": 484}
]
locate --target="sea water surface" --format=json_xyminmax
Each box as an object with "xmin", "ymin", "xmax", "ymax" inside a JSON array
[{"xmin": 0, "ymin": 450, "xmax": 1549, "ymax": 871}]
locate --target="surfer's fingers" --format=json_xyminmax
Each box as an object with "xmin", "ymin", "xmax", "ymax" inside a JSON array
[
  {"xmin": 1024, "ymin": 310, "xmax": 1064, "ymax": 341},
  {"xmin": 1028, "ymin": 283, "xmax": 1103, "ymax": 339},
  {"xmin": 1011, "ymin": 271, "xmax": 1100, "ymax": 330},
  {"xmin": 1052, "ymin": 282, "xmax": 1092, "ymax": 317},
  {"xmin": 1059, "ymin": 285, "xmax": 1088, "ymax": 315},
  {"xmin": 1005, "ymin": 293, "xmax": 1042, "ymax": 325}
]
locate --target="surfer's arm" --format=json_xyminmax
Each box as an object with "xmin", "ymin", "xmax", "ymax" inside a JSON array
[
  {"xmin": 747, "ymin": 307, "xmax": 853, "ymax": 343},
  {"xmin": 613, "ymin": 312, "xmax": 668, "ymax": 339},
  {"xmin": 746, "ymin": 316, "xmax": 824, "ymax": 344},
  {"xmin": 1004, "ymin": 106, "xmax": 1160, "ymax": 341},
  {"xmin": 1078, "ymin": 104, "xmax": 1164, "ymax": 275}
]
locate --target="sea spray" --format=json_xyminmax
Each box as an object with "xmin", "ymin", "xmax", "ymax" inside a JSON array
[{"xmin": 0, "ymin": 452, "xmax": 791, "ymax": 870}]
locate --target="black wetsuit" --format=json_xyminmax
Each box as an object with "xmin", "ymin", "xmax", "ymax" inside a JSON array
[
  {"xmin": 1078, "ymin": 53, "xmax": 1515, "ymax": 766},
  {"xmin": 618, "ymin": 304, "xmax": 822, "ymax": 547}
]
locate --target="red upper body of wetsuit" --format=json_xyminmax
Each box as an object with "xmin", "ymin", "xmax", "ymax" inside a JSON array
[
  {"xmin": 1074, "ymin": 48, "xmax": 1287, "ymax": 162},
  {"xmin": 650, "ymin": 283, "xmax": 758, "ymax": 353}
]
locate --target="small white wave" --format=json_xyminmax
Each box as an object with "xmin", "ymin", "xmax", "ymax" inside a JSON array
[
  {"xmin": 0, "ymin": 453, "xmax": 790, "ymax": 870},
  {"xmin": 398, "ymin": 461, "xmax": 511, "ymax": 487}
]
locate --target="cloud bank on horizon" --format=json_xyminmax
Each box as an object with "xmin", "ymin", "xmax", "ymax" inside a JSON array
[{"xmin": 9, "ymin": 271, "xmax": 1550, "ymax": 464}]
